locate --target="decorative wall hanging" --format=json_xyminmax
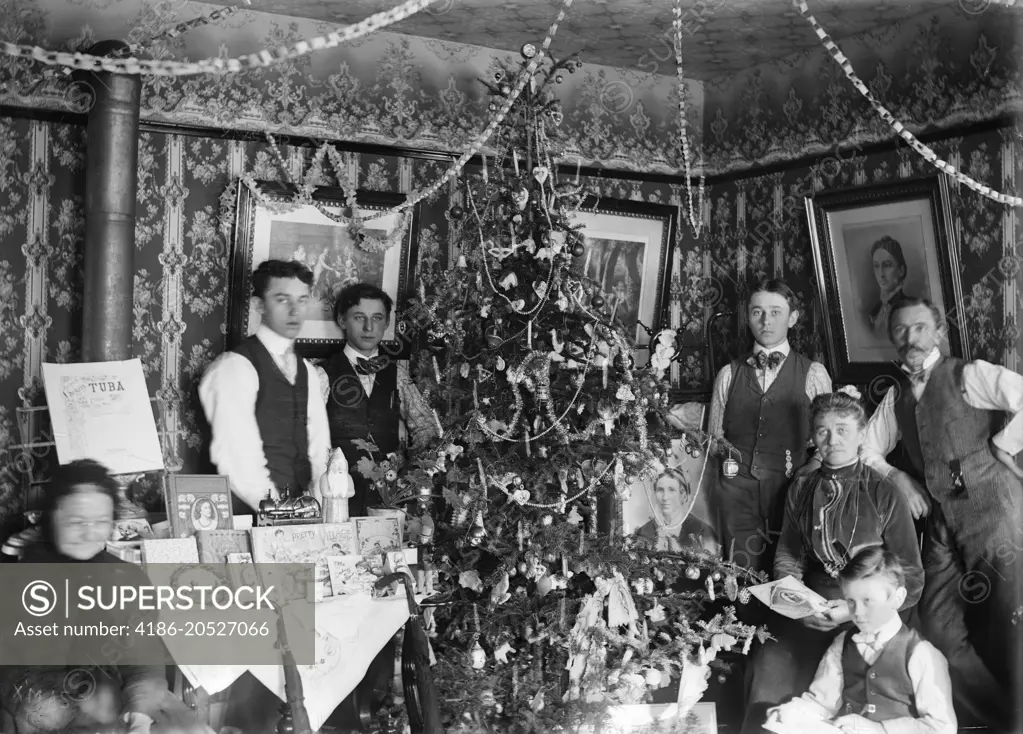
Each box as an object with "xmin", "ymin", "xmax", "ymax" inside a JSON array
[
  {"xmin": 230, "ymin": 182, "xmax": 421, "ymax": 360},
  {"xmin": 571, "ymin": 197, "xmax": 677, "ymax": 361},
  {"xmin": 806, "ymin": 175, "xmax": 968, "ymax": 385}
]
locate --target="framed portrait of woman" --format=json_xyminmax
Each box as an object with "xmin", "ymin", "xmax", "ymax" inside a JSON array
[
  {"xmin": 617, "ymin": 404, "xmax": 720, "ymax": 555},
  {"xmin": 805, "ymin": 175, "xmax": 968, "ymax": 385}
]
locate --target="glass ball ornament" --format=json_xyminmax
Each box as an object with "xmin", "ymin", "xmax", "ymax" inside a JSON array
[
  {"xmin": 591, "ymin": 294, "xmax": 605, "ymax": 309},
  {"xmin": 521, "ymin": 43, "xmax": 538, "ymax": 59},
  {"xmin": 468, "ymin": 526, "xmax": 486, "ymax": 546},
  {"xmin": 685, "ymin": 566, "xmax": 701, "ymax": 580},
  {"xmin": 571, "ymin": 242, "xmax": 586, "ymax": 257},
  {"xmin": 555, "ymin": 74, "xmax": 564, "ymax": 83},
  {"xmin": 691, "ymin": 446, "xmax": 702, "ymax": 459},
  {"xmin": 488, "ymin": 103, "xmax": 498, "ymax": 112},
  {"xmin": 717, "ymin": 674, "xmax": 727, "ymax": 684},
  {"xmin": 518, "ymin": 561, "xmax": 528, "ymax": 574},
  {"xmin": 448, "ymin": 204, "xmax": 464, "ymax": 220},
  {"xmin": 712, "ymin": 571, "xmax": 722, "ymax": 581},
  {"xmin": 494, "ymin": 70, "xmax": 504, "ymax": 81}
]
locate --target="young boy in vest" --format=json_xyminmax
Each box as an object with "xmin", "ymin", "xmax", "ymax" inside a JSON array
[
  {"xmin": 199, "ymin": 259, "xmax": 331, "ymax": 513},
  {"xmin": 765, "ymin": 547, "xmax": 956, "ymax": 733},
  {"xmin": 318, "ymin": 282, "xmax": 438, "ymax": 516},
  {"xmin": 707, "ymin": 279, "xmax": 832, "ymax": 574}
]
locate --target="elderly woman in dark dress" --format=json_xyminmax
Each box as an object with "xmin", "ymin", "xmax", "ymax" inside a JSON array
[{"xmin": 0, "ymin": 459, "xmax": 212, "ymax": 734}]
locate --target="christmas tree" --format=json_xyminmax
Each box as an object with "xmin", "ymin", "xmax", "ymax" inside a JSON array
[{"xmin": 399, "ymin": 46, "xmax": 768, "ymax": 732}]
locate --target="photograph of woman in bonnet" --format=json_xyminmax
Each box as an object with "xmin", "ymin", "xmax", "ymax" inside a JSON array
[{"xmin": 633, "ymin": 466, "xmax": 718, "ymax": 555}]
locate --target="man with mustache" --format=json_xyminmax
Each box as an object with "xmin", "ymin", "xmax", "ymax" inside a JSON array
[{"xmin": 861, "ymin": 296, "xmax": 1023, "ymax": 733}]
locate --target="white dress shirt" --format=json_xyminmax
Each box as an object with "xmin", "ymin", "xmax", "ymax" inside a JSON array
[
  {"xmin": 771, "ymin": 616, "xmax": 957, "ymax": 734},
  {"xmin": 861, "ymin": 348, "xmax": 1023, "ymax": 478},
  {"xmin": 708, "ymin": 340, "xmax": 833, "ymax": 439},
  {"xmin": 198, "ymin": 324, "xmax": 329, "ymax": 510}
]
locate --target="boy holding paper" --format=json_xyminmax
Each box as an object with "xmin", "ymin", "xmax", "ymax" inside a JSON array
[
  {"xmin": 741, "ymin": 390, "xmax": 923, "ymax": 734},
  {"xmin": 765, "ymin": 548, "xmax": 955, "ymax": 734}
]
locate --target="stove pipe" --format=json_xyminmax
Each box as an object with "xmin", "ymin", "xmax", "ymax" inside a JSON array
[{"xmin": 80, "ymin": 40, "xmax": 141, "ymax": 362}]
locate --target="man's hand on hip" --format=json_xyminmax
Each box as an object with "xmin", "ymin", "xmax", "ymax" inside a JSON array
[
  {"xmin": 992, "ymin": 444, "xmax": 1023, "ymax": 480},
  {"xmin": 888, "ymin": 469, "xmax": 931, "ymax": 519}
]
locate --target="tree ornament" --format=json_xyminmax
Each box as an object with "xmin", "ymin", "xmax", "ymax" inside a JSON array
[
  {"xmin": 541, "ymin": 514, "xmax": 553, "ymax": 526},
  {"xmin": 500, "ymin": 85, "xmax": 511, "ymax": 96},
  {"xmin": 449, "ymin": 204, "xmax": 464, "ymax": 220},
  {"xmin": 718, "ymin": 674, "xmax": 728, "ymax": 684},
  {"xmin": 521, "ymin": 43, "xmax": 538, "ymax": 59},
  {"xmin": 591, "ymin": 294, "xmax": 605, "ymax": 309},
  {"xmin": 555, "ymin": 74, "xmax": 564, "ymax": 83},
  {"xmin": 644, "ymin": 669, "xmax": 662, "ymax": 687},
  {"xmin": 724, "ymin": 575, "xmax": 739, "ymax": 601},
  {"xmin": 722, "ymin": 457, "xmax": 739, "ymax": 478},
  {"xmin": 738, "ymin": 587, "xmax": 752, "ymax": 604},
  {"xmin": 494, "ymin": 70, "xmax": 503, "ymax": 81},
  {"xmin": 712, "ymin": 571, "xmax": 722, "ymax": 581},
  {"xmin": 471, "ymin": 641, "xmax": 487, "ymax": 669},
  {"xmin": 488, "ymin": 102, "xmax": 498, "ymax": 112},
  {"xmin": 691, "ymin": 446, "xmax": 702, "ymax": 459},
  {"xmin": 571, "ymin": 242, "xmax": 586, "ymax": 257},
  {"xmin": 518, "ymin": 561, "xmax": 528, "ymax": 574},
  {"xmin": 685, "ymin": 565, "xmax": 701, "ymax": 580}
]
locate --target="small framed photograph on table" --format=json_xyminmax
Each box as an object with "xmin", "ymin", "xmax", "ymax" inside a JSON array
[{"xmin": 164, "ymin": 475, "xmax": 233, "ymax": 538}]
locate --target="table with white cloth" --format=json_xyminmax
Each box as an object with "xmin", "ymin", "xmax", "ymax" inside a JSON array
[{"xmin": 168, "ymin": 594, "xmax": 415, "ymax": 732}]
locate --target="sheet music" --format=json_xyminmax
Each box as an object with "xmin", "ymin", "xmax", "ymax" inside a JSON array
[{"xmin": 42, "ymin": 360, "xmax": 165, "ymax": 475}]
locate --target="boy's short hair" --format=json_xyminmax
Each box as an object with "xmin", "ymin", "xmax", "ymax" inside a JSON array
[
  {"xmin": 839, "ymin": 547, "xmax": 905, "ymax": 589},
  {"xmin": 750, "ymin": 278, "xmax": 798, "ymax": 311},
  {"xmin": 251, "ymin": 260, "xmax": 314, "ymax": 300},
  {"xmin": 333, "ymin": 282, "xmax": 393, "ymax": 323}
]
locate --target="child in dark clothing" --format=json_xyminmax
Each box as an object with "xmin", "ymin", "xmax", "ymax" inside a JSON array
[{"xmin": 766, "ymin": 548, "xmax": 955, "ymax": 733}]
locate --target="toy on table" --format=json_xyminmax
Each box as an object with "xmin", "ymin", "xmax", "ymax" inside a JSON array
[
  {"xmin": 257, "ymin": 486, "xmax": 322, "ymax": 527},
  {"xmin": 318, "ymin": 447, "xmax": 356, "ymax": 524}
]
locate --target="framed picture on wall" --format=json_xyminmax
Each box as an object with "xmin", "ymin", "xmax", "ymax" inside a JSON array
[
  {"xmin": 805, "ymin": 175, "xmax": 968, "ymax": 385},
  {"xmin": 230, "ymin": 181, "xmax": 422, "ymax": 360},
  {"xmin": 570, "ymin": 197, "xmax": 676, "ymax": 364}
]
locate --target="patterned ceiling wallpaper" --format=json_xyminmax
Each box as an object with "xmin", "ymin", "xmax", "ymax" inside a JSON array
[
  {"xmin": 701, "ymin": 3, "xmax": 1023, "ymax": 173},
  {"xmin": 0, "ymin": 0, "xmax": 703, "ymax": 174},
  {"xmin": 239, "ymin": 0, "xmax": 954, "ymax": 80}
]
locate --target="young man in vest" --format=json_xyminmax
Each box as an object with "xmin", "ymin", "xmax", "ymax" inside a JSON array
[
  {"xmin": 708, "ymin": 278, "xmax": 832, "ymax": 575},
  {"xmin": 319, "ymin": 282, "xmax": 438, "ymax": 516},
  {"xmin": 861, "ymin": 296, "xmax": 1023, "ymax": 732},
  {"xmin": 199, "ymin": 259, "xmax": 330, "ymax": 514}
]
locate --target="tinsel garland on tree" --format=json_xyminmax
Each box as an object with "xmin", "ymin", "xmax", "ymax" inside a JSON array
[{"xmin": 399, "ymin": 46, "xmax": 768, "ymax": 732}]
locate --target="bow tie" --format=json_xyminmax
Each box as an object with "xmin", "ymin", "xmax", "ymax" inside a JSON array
[
  {"xmin": 748, "ymin": 351, "xmax": 784, "ymax": 370},
  {"xmin": 353, "ymin": 354, "xmax": 390, "ymax": 376},
  {"xmin": 852, "ymin": 631, "xmax": 885, "ymax": 653},
  {"xmin": 901, "ymin": 364, "xmax": 930, "ymax": 385}
]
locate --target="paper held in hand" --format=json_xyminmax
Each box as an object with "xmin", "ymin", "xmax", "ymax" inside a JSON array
[
  {"xmin": 748, "ymin": 576, "xmax": 830, "ymax": 620},
  {"xmin": 763, "ymin": 718, "xmax": 843, "ymax": 734}
]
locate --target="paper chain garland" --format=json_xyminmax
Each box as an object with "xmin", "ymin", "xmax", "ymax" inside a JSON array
[
  {"xmin": 671, "ymin": 0, "xmax": 707, "ymax": 239},
  {"xmin": 1, "ymin": 0, "xmax": 439, "ymax": 76},
  {"xmin": 793, "ymin": 0, "xmax": 1023, "ymax": 208}
]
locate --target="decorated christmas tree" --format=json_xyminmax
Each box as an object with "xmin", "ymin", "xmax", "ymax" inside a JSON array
[{"xmin": 398, "ymin": 46, "xmax": 768, "ymax": 732}]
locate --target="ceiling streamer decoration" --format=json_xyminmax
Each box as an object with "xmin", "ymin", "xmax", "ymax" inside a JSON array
[
  {"xmin": 672, "ymin": 0, "xmax": 706, "ymax": 239},
  {"xmin": 793, "ymin": 0, "xmax": 1023, "ymax": 208},
  {"xmin": 0, "ymin": 0, "xmax": 441, "ymax": 76}
]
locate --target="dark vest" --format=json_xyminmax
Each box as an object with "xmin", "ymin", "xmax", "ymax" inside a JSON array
[
  {"xmin": 722, "ymin": 351, "xmax": 813, "ymax": 478},
  {"xmin": 322, "ymin": 351, "xmax": 402, "ymax": 516},
  {"xmin": 841, "ymin": 625, "xmax": 921, "ymax": 721},
  {"xmin": 893, "ymin": 357, "xmax": 1020, "ymax": 520},
  {"xmin": 231, "ymin": 336, "xmax": 312, "ymax": 508}
]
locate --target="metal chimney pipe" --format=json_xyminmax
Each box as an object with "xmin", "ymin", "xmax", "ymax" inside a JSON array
[{"xmin": 80, "ymin": 40, "xmax": 141, "ymax": 362}]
